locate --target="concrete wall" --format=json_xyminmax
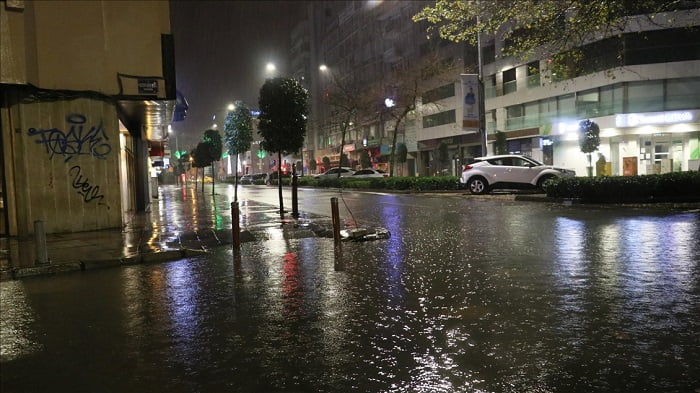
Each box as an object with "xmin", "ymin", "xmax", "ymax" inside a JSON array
[
  {"xmin": 2, "ymin": 94, "xmax": 122, "ymax": 235},
  {"xmin": 1, "ymin": 0, "xmax": 170, "ymax": 93}
]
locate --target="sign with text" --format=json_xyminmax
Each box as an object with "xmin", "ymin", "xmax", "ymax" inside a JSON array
[
  {"xmin": 460, "ymin": 74, "xmax": 480, "ymax": 131},
  {"xmin": 138, "ymin": 79, "xmax": 159, "ymax": 95}
]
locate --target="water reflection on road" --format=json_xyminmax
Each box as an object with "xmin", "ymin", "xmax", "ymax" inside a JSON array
[{"xmin": 1, "ymin": 189, "xmax": 699, "ymax": 392}]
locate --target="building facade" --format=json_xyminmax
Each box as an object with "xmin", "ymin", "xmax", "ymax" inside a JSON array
[
  {"xmin": 1, "ymin": 0, "xmax": 178, "ymax": 236},
  {"xmin": 297, "ymin": 1, "xmax": 474, "ymax": 176},
  {"xmin": 482, "ymin": 9, "xmax": 700, "ymax": 176},
  {"xmin": 295, "ymin": 2, "xmax": 699, "ymax": 178}
]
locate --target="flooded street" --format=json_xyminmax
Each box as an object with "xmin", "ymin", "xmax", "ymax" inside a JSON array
[{"xmin": 2, "ymin": 187, "xmax": 699, "ymax": 392}]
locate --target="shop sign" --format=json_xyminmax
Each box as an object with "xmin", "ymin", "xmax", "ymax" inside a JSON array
[
  {"xmin": 615, "ymin": 111, "xmax": 693, "ymax": 127},
  {"xmin": 138, "ymin": 79, "xmax": 159, "ymax": 95}
]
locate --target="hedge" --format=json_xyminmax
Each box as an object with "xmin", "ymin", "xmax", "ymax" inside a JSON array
[
  {"xmin": 296, "ymin": 175, "xmax": 460, "ymax": 191},
  {"xmin": 543, "ymin": 171, "xmax": 700, "ymax": 203}
]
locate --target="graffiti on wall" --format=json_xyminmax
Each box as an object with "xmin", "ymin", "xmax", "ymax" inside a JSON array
[
  {"xmin": 28, "ymin": 114, "xmax": 112, "ymax": 207},
  {"xmin": 27, "ymin": 114, "xmax": 112, "ymax": 162},
  {"xmin": 69, "ymin": 165, "xmax": 106, "ymax": 205}
]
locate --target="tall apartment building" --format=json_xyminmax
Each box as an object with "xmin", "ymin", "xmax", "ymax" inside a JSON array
[
  {"xmin": 298, "ymin": 1, "xmax": 474, "ymax": 176},
  {"xmin": 482, "ymin": 9, "xmax": 700, "ymax": 176},
  {"xmin": 295, "ymin": 2, "xmax": 699, "ymax": 178},
  {"xmin": 1, "ymin": 0, "xmax": 179, "ymax": 236}
]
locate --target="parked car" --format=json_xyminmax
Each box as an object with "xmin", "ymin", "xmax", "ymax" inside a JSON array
[
  {"xmin": 351, "ymin": 168, "xmax": 388, "ymax": 178},
  {"xmin": 460, "ymin": 155, "xmax": 575, "ymax": 194},
  {"xmin": 314, "ymin": 167, "xmax": 355, "ymax": 178},
  {"xmin": 240, "ymin": 173, "xmax": 267, "ymax": 185}
]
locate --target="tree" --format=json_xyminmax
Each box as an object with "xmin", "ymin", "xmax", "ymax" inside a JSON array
[
  {"xmin": 383, "ymin": 54, "xmax": 458, "ymax": 177},
  {"xmin": 322, "ymin": 156, "xmax": 331, "ymax": 172},
  {"xmin": 340, "ymin": 154, "xmax": 350, "ymax": 167},
  {"xmin": 190, "ymin": 144, "xmax": 207, "ymax": 190},
  {"xmin": 578, "ymin": 119, "xmax": 600, "ymax": 177},
  {"xmin": 494, "ymin": 131, "xmax": 508, "ymax": 155},
  {"xmin": 436, "ymin": 141, "xmax": 450, "ymax": 175},
  {"xmin": 308, "ymin": 159, "xmax": 317, "ymax": 173},
  {"xmin": 413, "ymin": 1, "xmax": 691, "ymax": 72},
  {"xmin": 395, "ymin": 143, "xmax": 408, "ymax": 175},
  {"xmin": 258, "ymin": 77, "xmax": 309, "ymax": 218},
  {"xmin": 359, "ymin": 151, "xmax": 371, "ymax": 169},
  {"xmin": 320, "ymin": 66, "xmax": 376, "ymax": 178},
  {"xmin": 200, "ymin": 129, "xmax": 223, "ymax": 194},
  {"xmin": 224, "ymin": 100, "xmax": 254, "ymax": 202}
]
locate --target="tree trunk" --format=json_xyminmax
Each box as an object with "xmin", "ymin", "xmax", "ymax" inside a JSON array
[
  {"xmin": 212, "ymin": 161, "xmax": 216, "ymax": 195},
  {"xmin": 234, "ymin": 153, "xmax": 239, "ymax": 202},
  {"xmin": 587, "ymin": 153, "xmax": 593, "ymax": 177},
  {"xmin": 278, "ymin": 151, "xmax": 284, "ymax": 219},
  {"xmin": 201, "ymin": 168, "xmax": 205, "ymax": 193}
]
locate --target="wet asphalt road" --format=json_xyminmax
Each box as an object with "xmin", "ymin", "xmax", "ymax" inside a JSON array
[{"xmin": 2, "ymin": 185, "xmax": 699, "ymax": 392}]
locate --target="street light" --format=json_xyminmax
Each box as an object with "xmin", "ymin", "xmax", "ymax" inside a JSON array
[
  {"xmin": 384, "ymin": 98, "xmax": 396, "ymax": 108},
  {"xmin": 265, "ymin": 62, "xmax": 276, "ymax": 76}
]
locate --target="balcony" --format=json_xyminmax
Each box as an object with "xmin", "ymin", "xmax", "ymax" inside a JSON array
[
  {"xmin": 527, "ymin": 74, "xmax": 540, "ymax": 88},
  {"xmin": 503, "ymin": 80, "xmax": 517, "ymax": 95}
]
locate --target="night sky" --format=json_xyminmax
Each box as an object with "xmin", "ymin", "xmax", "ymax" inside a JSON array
[{"xmin": 169, "ymin": 0, "xmax": 307, "ymax": 149}]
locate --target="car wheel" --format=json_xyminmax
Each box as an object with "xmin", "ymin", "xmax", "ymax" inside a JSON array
[
  {"xmin": 467, "ymin": 177, "xmax": 489, "ymax": 194},
  {"xmin": 537, "ymin": 175, "xmax": 555, "ymax": 190}
]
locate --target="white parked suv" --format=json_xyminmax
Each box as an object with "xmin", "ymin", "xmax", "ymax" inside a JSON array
[{"xmin": 459, "ymin": 155, "xmax": 575, "ymax": 194}]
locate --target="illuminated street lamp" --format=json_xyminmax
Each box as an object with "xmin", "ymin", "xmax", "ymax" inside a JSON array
[
  {"xmin": 265, "ymin": 62, "xmax": 276, "ymax": 76},
  {"xmin": 384, "ymin": 98, "xmax": 395, "ymax": 108}
]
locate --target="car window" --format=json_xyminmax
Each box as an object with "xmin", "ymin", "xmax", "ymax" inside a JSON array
[
  {"xmin": 512, "ymin": 158, "xmax": 531, "ymax": 167},
  {"xmin": 355, "ymin": 170, "xmax": 369, "ymax": 175}
]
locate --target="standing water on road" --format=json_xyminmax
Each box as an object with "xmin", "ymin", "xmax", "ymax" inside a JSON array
[{"xmin": 2, "ymin": 192, "xmax": 699, "ymax": 392}]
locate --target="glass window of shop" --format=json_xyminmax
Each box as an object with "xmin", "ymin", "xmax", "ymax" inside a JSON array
[
  {"xmin": 558, "ymin": 94, "xmax": 575, "ymax": 117},
  {"xmin": 576, "ymin": 89, "xmax": 600, "ymax": 118},
  {"xmin": 627, "ymin": 80, "xmax": 664, "ymax": 113},
  {"xmin": 638, "ymin": 133, "xmax": 684, "ymax": 173},
  {"xmin": 599, "ymin": 84, "xmax": 624, "ymax": 115},
  {"xmin": 507, "ymin": 138, "xmax": 532, "ymax": 156},
  {"xmin": 666, "ymin": 78, "xmax": 700, "ymax": 110}
]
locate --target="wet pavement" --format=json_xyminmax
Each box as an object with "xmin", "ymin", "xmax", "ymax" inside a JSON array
[
  {"xmin": 1, "ymin": 184, "xmax": 699, "ymax": 392},
  {"xmin": 0, "ymin": 184, "xmax": 334, "ymax": 281}
]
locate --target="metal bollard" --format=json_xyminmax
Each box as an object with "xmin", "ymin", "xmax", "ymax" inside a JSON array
[
  {"xmin": 34, "ymin": 220, "xmax": 49, "ymax": 265},
  {"xmin": 231, "ymin": 201, "xmax": 240, "ymax": 253}
]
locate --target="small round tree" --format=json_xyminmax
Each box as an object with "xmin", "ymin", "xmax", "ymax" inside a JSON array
[
  {"xmin": 258, "ymin": 77, "xmax": 309, "ymax": 218},
  {"xmin": 360, "ymin": 150, "xmax": 372, "ymax": 169},
  {"xmin": 578, "ymin": 119, "xmax": 600, "ymax": 177},
  {"xmin": 224, "ymin": 100, "xmax": 253, "ymax": 201},
  {"xmin": 494, "ymin": 131, "xmax": 508, "ymax": 155},
  {"xmin": 308, "ymin": 159, "xmax": 317, "ymax": 173},
  {"xmin": 322, "ymin": 156, "xmax": 331, "ymax": 171}
]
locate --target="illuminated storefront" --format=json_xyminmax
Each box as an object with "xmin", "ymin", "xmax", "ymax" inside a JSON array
[{"xmin": 552, "ymin": 110, "xmax": 699, "ymax": 176}]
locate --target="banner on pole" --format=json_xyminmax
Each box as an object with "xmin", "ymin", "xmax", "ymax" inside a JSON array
[{"xmin": 460, "ymin": 74, "xmax": 481, "ymax": 131}]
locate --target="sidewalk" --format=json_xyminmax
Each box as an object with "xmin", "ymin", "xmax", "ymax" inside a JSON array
[{"xmin": 0, "ymin": 185, "xmax": 334, "ymax": 281}]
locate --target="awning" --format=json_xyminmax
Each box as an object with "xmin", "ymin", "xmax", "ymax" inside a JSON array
[{"xmin": 116, "ymin": 99, "xmax": 176, "ymax": 142}]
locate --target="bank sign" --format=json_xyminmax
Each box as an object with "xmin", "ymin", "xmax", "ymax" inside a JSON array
[{"xmin": 615, "ymin": 111, "xmax": 694, "ymax": 127}]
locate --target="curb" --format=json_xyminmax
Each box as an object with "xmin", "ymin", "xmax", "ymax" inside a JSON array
[{"xmin": 2, "ymin": 248, "xmax": 209, "ymax": 281}]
